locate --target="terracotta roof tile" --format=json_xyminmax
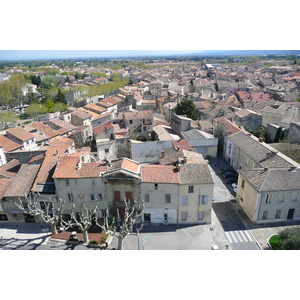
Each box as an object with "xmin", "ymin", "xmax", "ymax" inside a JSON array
[
  {"xmin": 0, "ymin": 135, "xmax": 23, "ymax": 152},
  {"xmin": 141, "ymin": 165, "xmax": 179, "ymax": 183},
  {"xmin": 6, "ymin": 126, "xmax": 34, "ymax": 141}
]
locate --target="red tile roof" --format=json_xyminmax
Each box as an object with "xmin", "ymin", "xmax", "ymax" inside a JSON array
[
  {"xmin": 93, "ymin": 121, "xmax": 113, "ymax": 135},
  {"xmin": 141, "ymin": 165, "xmax": 179, "ymax": 183},
  {"xmin": 0, "ymin": 134, "xmax": 23, "ymax": 152},
  {"xmin": 6, "ymin": 126, "xmax": 34, "ymax": 142},
  {"xmin": 172, "ymin": 140, "xmax": 192, "ymax": 151}
]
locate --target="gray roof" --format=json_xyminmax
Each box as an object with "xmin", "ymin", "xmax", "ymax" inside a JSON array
[
  {"xmin": 179, "ymin": 163, "xmax": 214, "ymax": 185},
  {"xmin": 239, "ymin": 168, "xmax": 300, "ymax": 192},
  {"xmin": 4, "ymin": 164, "xmax": 40, "ymax": 197},
  {"xmin": 228, "ymin": 131, "xmax": 296, "ymax": 169},
  {"xmin": 183, "ymin": 129, "xmax": 214, "ymax": 140}
]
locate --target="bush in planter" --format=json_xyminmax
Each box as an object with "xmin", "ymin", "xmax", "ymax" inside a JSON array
[
  {"xmin": 89, "ymin": 240, "xmax": 99, "ymax": 245},
  {"xmin": 69, "ymin": 236, "xmax": 79, "ymax": 242},
  {"xmin": 269, "ymin": 235, "xmax": 282, "ymax": 250}
]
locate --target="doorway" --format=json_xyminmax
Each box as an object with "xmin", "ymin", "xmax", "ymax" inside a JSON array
[
  {"xmin": 144, "ymin": 213, "xmax": 151, "ymax": 223},
  {"xmin": 287, "ymin": 208, "xmax": 295, "ymax": 220}
]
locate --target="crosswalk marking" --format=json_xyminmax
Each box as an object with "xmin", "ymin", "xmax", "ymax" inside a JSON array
[{"xmin": 225, "ymin": 230, "xmax": 253, "ymax": 244}]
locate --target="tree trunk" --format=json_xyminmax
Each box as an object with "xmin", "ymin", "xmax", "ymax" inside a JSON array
[
  {"xmin": 51, "ymin": 223, "xmax": 58, "ymax": 235},
  {"xmin": 117, "ymin": 236, "xmax": 124, "ymax": 250},
  {"xmin": 83, "ymin": 230, "xmax": 89, "ymax": 244}
]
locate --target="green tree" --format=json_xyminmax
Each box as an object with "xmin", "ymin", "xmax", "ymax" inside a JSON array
[
  {"xmin": 175, "ymin": 99, "xmax": 198, "ymax": 120},
  {"xmin": 45, "ymin": 99, "xmax": 55, "ymax": 113},
  {"xmin": 53, "ymin": 102, "xmax": 67, "ymax": 112},
  {"xmin": 41, "ymin": 76, "xmax": 56, "ymax": 89},
  {"xmin": 54, "ymin": 88, "xmax": 67, "ymax": 104},
  {"xmin": 0, "ymin": 110, "xmax": 18, "ymax": 129},
  {"xmin": 25, "ymin": 103, "xmax": 47, "ymax": 120}
]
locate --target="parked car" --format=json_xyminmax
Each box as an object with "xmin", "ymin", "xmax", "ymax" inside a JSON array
[
  {"xmin": 219, "ymin": 168, "xmax": 233, "ymax": 174},
  {"xmin": 225, "ymin": 177, "xmax": 238, "ymax": 184},
  {"xmin": 224, "ymin": 173, "xmax": 238, "ymax": 179}
]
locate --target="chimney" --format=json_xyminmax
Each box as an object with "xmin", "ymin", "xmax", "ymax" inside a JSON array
[
  {"xmin": 259, "ymin": 136, "xmax": 264, "ymax": 142},
  {"xmin": 264, "ymin": 167, "xmax": 268, "ymax": 172},
  {"xmin": 183, "ymin": 156, "xmax": 187, "ymax": 164},
  {"xmin": 266, "ymin": 152, "xmax": 272, "ymax": 159},
  {"xmin": 161, "ymin": 150, "xmax": 165, "ymax": 158},
  {"xmin": 290, "ymin": 166, "xmax": 297, "ymax": 171}
]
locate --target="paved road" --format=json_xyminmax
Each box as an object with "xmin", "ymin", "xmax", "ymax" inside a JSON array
[{"xmin": 213, "ymin": 201, "xmax": 259, "ymax": 250}]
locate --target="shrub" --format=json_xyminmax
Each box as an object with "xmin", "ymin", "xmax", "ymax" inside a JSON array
[
  {"xmin": 89, "ymin": 240, "xmax": 99, "ymax": 245},
  {"xmin": 269, "ymin": 235, "xmax": 282, "ymax": 250},
  {"xmin": 68, "ymin": 236, "xmax": 79, "ymax": 242}
]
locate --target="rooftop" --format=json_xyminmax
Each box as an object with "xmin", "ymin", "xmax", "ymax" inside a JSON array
[{"xmin": 239, "ymin": 167, "xmax": 300, "ymax": 192}]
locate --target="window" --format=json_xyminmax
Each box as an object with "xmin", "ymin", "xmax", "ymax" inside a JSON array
[
  {"xmin": 262, "ymin": 210, "xmax": 269, "ymax": 220},
  {"xmin": 68, "ymin": 193, "xmax": 74, "ymax": 202},
  {"xmin": 198, "ymin": 211, "xmax": 204, "ymax": 220},
  {"xmin": 90, "ymin": 194, "xmax": 95, "ymax": 201},
  {"xmin": 66, "ymin": 179, "xmax": 70, "ymax": 186},
  {"xmin": 165, "ymin": 194, "xmax": 171, "ymax": 203},
  {"xmin": 275, "ymin": 209, "xmax": 282, "ymax": 219},
  {"xmin": 181, "ymin": 212, "xmax": 188, "ymax": 221},
  {"xmin": 114, "ymin": 191, "xmax": 121, "ymax": 201},
  {"xmin": 129, "ymin": 120, "xmax": 133, "ymax": 124},
  {"xmin": 98, "ymin": 193, "xmax": 103, "ymax": 201},
  {"xmin": 199, "ymin": 195, "xmax": 209, "ymax": 205},
  {"xmin": 105, "ymin": 148, "xmax": 109, "ymax": 153},
  {"xmin": 188, "ymin": 186, "xmax": 194, "ymax": 193},
  {"xmin": 91, "ymin": 179, "xmax": 96, "ymax": 186},
  {"xmin": 154, "ymin": 183, "xmax": 158, "ymax": 190},
  {"xmin": 241, "ymin": 179, "xmax": 245, "ymax": 189},
  {"xmin": 40, "ymin": 201, "xmax": 53, "ymax": 210},
  {"xmin": 144, "ymin": 194, "xmax": 149, "ymax": 202},
  {"xmin": 125, "ymin": 191, "xmax": 133, "ymax": 202},
  {"xmin": 182, "ymin": 196, "xmax": 188, "ymax": 205},
  {"xmin": 265, "ymin": 194, "xmax": 272, "ymax": 204},
  {"xmin": 292, "ymin": 192, "xmax": 299, "ymax": 202},
  {"xmin": 278, "ymin": 193, "xmax": 285, "ymax": 203},
  {"xmin": 0, "ymin": 214, "xmax": 8, "ymax": 221}
]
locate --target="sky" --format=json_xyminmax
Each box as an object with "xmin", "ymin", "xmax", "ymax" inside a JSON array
[{"xmin": 0, "ymin": 50, "xmax": 204, "ymax": 61}]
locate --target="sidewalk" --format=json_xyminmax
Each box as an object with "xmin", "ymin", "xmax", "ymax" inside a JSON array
[{"xmin": 229, "ymin": 199, "xmax": 300, "ymax": 249}]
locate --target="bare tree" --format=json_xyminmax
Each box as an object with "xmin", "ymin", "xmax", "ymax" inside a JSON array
[
  {"xmin": 61, "ymin": 199, "xmax": 101, "ymax": 244},
  {"xmin": 16, "ymin": 193, "xmax": 65, "ymax": 235},
  {"xmin": 110, "ymin": 198, "xmax": 144, "ymax": 250}
]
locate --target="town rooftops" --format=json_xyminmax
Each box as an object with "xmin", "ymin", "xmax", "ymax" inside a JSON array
[
  {"xmin": 153, "ymin": 124, "xmax": 180, "ymax": 141},
  {"xmin": 141, "ymin": 165, "xmax": 179, "ymax": 184},
  {"xmin": 6, "ymin": 126, "xmax": 35, "ymax": 142},
  {"xmin": 93, "ymin": 121, "xmax": 114, "ymax": 136},
  {"xmin": 32, "ymin": 144, "xmax": 71, "ymax": 191},
  {"xmin": 4, "ymin": 164, "xmax": 40, "ymax": 198},
  {"xmin": 117, "ymin": 110, "xmax": 153, "ymax": 120},
  {"xmin": 228, "ymin": 131, "xmax": 298, "ymax": 169},
  {"xmin": 47, "ymin": 118, "xmax": 77, "ymax": 132},
  {"xmin": 108, "ymin": 158, "xmax": 140, "ymax": 174},
  {"xmin": 53, "ymin": 155, "xmax": 108, "ymax": 179},
  {"xmin": 0, "ymin": 134, "xmax": 23, "ymax": 152},
  {"xmin": 239, "ymin": 167, "xmax": 300, "ymax": 192}
]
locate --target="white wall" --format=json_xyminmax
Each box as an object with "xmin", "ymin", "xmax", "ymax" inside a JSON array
[{"xmin": 131, "ymin": 140, "xmax": 173, "ymax": 163}]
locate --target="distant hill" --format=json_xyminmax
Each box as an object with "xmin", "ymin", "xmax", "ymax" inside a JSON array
[{"xmin": 188, "ymin": 50, "xmax": 300, "ymax": 57}]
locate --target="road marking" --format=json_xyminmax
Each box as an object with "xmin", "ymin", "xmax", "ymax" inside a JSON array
[
  {"xmin": 244, "ymin": 231, "xmax": 253, "ymax": 242},
  {"xmin": 225, "ymin": 232, "xmax": 233, "ymax": 243},
  {"xmin": 235, "ymin": 231, "xmax": 245, "ymax": 242},
  {"xmin": 225, "ymin": 230, "xmax": 253, "ymax": 243}
]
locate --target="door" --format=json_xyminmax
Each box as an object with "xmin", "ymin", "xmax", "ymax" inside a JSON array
[{"xmin": 287, "ymin": 209, "xmax": 295, "ymax": 220}]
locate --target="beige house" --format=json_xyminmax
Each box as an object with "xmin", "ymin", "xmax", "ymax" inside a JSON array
[
  {"xmin": 53, "ymin": 155, "xmax": 109, "ymax": 218},
  {"xmin": 236, "ymin": 167, "xmax": 300, "ymax": 224}
]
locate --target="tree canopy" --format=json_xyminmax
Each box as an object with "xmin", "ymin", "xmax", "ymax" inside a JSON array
[{"xmin": 175, "ymin": 99, "xmax": 198, "ymax": 120}]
